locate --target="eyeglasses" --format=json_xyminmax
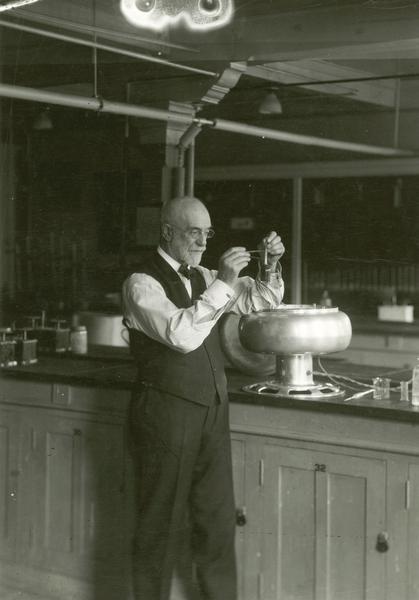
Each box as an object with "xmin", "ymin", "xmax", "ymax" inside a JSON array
[{"xmin": 168, "ymin": 224, "xmax": 215, "ymax": 240}]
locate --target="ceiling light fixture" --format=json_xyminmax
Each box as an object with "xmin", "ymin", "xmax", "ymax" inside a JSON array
[
  {"xmin": 0, "ymin": 0, "xmax": 43, "ymax": 11},
  {"xmin": 258, "ymin": 88, "xmax": 283, "ymax": 115},
  {"xmin": 32, "ymin": 107, "xmax": 53, "ymax": 131},
  {"xmin": 120, "ymin": 0, "xmax": 234, "ymax": 31}
]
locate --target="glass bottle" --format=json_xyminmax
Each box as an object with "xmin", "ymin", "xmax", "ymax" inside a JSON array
[
  {"xmin": 411, "ymin": 358, "xmax": 419, "ymax": 407},
  {"xmin": 70, "ymin": 325, "xmax": 88, "ymax": 355}
]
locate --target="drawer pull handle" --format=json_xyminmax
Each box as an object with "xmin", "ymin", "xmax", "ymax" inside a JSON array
[
  {"xmin": 376, "ymin": 531, "xmax": 389, "ymax": 553},
  {"xmin": 236, "ymin": 507, "xmax": 247, "ymax": 527}
]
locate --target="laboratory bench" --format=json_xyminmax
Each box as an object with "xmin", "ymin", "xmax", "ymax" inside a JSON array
[{"xmin": 1, "ymin": 352, "xmax": 419, "ymax": 600}]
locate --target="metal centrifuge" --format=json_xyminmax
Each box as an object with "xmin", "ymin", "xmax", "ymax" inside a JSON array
[{"xmin": 220, "ymin": 305, "xmax": 352, "ymax": 400}]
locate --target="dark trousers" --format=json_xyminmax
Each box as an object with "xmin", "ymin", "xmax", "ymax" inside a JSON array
[{"xmin": 129, "ymin": 386, "xmax": 237, "ymax": 600}]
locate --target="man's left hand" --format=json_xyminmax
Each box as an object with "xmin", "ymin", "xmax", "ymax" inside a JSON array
[{"xmin": 258, "ymin": 231, "xmax": 285, "ymax": 266}]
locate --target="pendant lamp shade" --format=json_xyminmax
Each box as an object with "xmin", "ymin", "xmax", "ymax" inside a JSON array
[
  {"xmin": 258, "ymin": 90, "xmax": 283, "ymax": 115},
  {"xmin": 33, "ymin": 107, "xmax": 53, "ymax": 131}
]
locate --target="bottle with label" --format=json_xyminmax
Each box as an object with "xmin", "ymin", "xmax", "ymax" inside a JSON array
[
  {"xmin": 319, "ymin": 290, "xmax": 332, "ymax": 308},
  {"xmin": 70, "ymin": 326, "xmax": 88, "ymax": 355},
  {"xmin": 411, "ymin": 358, "xmax": 419, "ymax": 406}
]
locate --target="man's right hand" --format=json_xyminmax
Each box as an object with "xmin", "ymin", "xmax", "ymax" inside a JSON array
[{"xmin": 217, "ymin": 247, "xmax": 251, "ymax": 288}]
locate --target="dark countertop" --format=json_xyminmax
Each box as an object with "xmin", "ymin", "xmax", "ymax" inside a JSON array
[
  {"xmin": 1, "ymin": 351, "xmax": 418, "ymax": 422},
  {"xmin": 0, "ymin": 352, "xmax": 136, "ymax": 390},
  {"xmin": 227, "ymin": 363, "xmax": 418, "ymax": 422}
]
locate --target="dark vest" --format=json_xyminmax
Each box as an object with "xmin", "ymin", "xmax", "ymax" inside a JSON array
[{"xmin": 127, "ymin": 253, "xmax": 228, "ymax": 406}]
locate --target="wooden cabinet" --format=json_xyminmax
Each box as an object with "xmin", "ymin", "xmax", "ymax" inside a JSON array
[
  {"xmin": 406, "ymin": 461, "xmax": 419, "ymax": 600},
  {"xmin": 230, "ymin": 434, "xmax": 388, "ymax": 600},
  {"xmin": 341, "ymin": 330, "xmax": 419, "ymax": 369},
  {"xmin": 260, "ymin": 443, "xmax": 386, "ymax": 600},
  {"xmin": 228, "ymin": 399, "xmax": 419, "ymax": 600},
  {"xmin": 0, "ymin": 379, "xmax": 132, "ymax": 599},
  {"xmin": 231, "ymin": 434, "xmax": 247, "ymax": 600},
  {"xmin": 3, "ymin": 375, "xmax": 419, "ymax": 600},
  {"xmin": 231, "ymin": 433, "xmax": 262, "ymax": 600},
  {"xmin": 0, "ymin": 406, "xmax": 19, "ymax": 562},
  {"xmin": 18, "ymin": 410, "xmax": 129, "ymax": 581}
]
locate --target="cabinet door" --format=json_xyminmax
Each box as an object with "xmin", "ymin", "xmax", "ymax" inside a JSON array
[
  {"xmin": 407, "ymin": 462, "xmax": 419, "ymax": 600},
  {"xmin": 18, "ymin": 409, "xmax": 129, "ymax": 591},
  {"xmin": 261, "ymin": 444, "xmax": 386, "ymax": 600},
  {"xmin": 231, "ymin": 433, "xmax": 261, "ymax": 600},
  {"xmin": 0, "ymin": 407, "xmax": 19, "ymax": 561}
]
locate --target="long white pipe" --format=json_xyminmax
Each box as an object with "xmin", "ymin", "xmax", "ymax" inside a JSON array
[
  {"xmin": 0, "ymin": 17, "xmax": 216, "ymax": 77},
  {"xmin": 212, "ymin": 118, "xmax": 411, "ymax": 157},
  {"xmin": 0, "ymin": 82, "xmax": 212, "ymax": 125},
  {"xmin": 0, "ymin": 82, "xmax": 410, "ymax": 157}
]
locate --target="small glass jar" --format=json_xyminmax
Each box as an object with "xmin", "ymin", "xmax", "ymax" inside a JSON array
[
  {"xmin": 372, "ymin": 377, "xmax": 390, "ymax": 400},
  {"xmin": 70, "ymin": 326, "xmax": 88, "ymax": 355},
  {"xmin": 400, "ymin": 380, "xmax": 409, "ymax": 402}
]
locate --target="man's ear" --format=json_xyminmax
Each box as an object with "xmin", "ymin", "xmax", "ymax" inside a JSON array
[{"xmin": 161, "ymin": 223, "xmax": 172, "ymax": 242}]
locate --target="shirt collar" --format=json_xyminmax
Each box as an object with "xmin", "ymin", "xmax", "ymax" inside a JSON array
[{"xmin": 157, "ymin": 246, "xmax": 184, "ymax": 273}]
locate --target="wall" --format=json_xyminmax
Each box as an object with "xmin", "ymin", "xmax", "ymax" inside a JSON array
[
  {"xmin": 8, "ymin": 114, "xmax": 163, "ymax": 321},
  {"xmin": 303, "ymin": 176, "xmax": 419, "ymax": 313},
  {"xmin": 195, "ymin": 178, "xmax": 293, "ymax": 279},
  {"xmin": 4, "ymin": 97, "xmax": 419, "ymax": 323},
  {"xmin": 0, "ymin": 110, "xmax": 16, "ymax": 322},
  {"xmin": 197, "ymin": 175, "xmax": 419, "ymax": 315}
]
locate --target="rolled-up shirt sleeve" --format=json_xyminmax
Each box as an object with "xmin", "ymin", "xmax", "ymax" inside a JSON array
[
  {"xmin": 122, "ymin": 273, "xmax": 234, "ymax": 353},
  {"xmin": 122, "ymin": 266, "xmax": 284, "ymax": 354}
]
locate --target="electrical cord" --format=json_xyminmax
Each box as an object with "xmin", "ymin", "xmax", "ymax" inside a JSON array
[
  {"xmin": 315, "ymin": 356, "xmax": 371, "ymax": 391},
  {"xmin": 315, "ymin": 356, "xmax": 412, "ymax": 394}
]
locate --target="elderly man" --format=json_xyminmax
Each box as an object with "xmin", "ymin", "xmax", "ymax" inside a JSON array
[{"xmin": 122, "ymin": 195, "xmax": 285, "ymax": 600}]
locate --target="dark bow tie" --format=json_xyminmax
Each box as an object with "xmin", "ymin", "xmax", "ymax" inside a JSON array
[
  {"xmin": 178, "ymin": 264, "xmax": 202, "ymax": 302},
  {"xmin": 178, "ymin": 264, "xmax": 193, "ymax": 279}
]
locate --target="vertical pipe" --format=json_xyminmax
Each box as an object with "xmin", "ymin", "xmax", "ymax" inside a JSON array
[
  {"xmin": 291, "ymin": 177, "xmax": 303, "ymax": 304},
  {"xmin": 120, "ymin": 127, "xmax": 129, "ymax": 266},
  {"xmin": 175, "ymin": 167, "xmax": 185, "ymax": 197},
  {"xmin": 174, "ymin": 146, "xmax": 186, "ymax": 197},
  {"xmin": 92, "ymin": 0, "xmax": 98, "ymax": 99},
  {"xmin": 120, "ymin": 82, "xmax": 131, "ymax": 269},
  {"xmin": 393, "ymin": 78, "xmax": 401, "ymax": 148},
  {"xmin": 185, "ymin": 142, "xmax": 195, "ymax": 196}
]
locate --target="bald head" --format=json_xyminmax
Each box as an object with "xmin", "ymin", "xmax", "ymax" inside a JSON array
[
  {"xmin": 160, "ymin": 196, "xmax": 212, "ymax": 267},
  {"xmin": 161, "ymin": 196, "xmax": 209, "ymax": 229}
]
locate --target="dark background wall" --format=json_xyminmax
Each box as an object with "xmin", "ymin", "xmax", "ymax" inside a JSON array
[
  {"xmin": 9, "ymin": 118, "xmax": 164, "ymax": 319},
  {"xmin": 197, "ymin": 176, "xmax": 419, "ymax": 314},
  {"xmin": 6, "ymin": 114, "xmax": 419, "ymax": 322}
]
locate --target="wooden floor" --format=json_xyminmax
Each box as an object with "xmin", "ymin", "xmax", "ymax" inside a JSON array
[
  {"xmin": 0, "ymin": 585, "xmax": 50, "ymax": 600},
  {"xmin": 0, "ymin": 569, "xmax": 196, "ymax": 600}
]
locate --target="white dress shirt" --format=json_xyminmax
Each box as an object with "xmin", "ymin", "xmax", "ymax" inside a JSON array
[{"xmin": 122, "ymin": 246, "xmax": 284, "ymax": 354}]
